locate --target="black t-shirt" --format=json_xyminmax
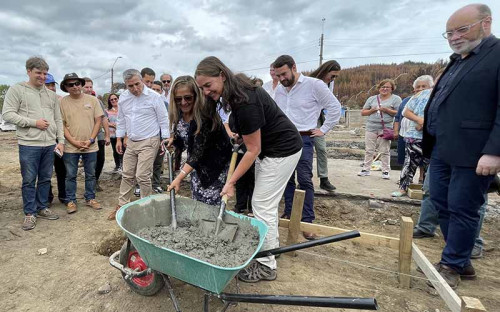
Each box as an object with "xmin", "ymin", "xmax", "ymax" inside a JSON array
[{"xmin": 229, "ymin": 87, "xmax": 302, "ymax": 159}]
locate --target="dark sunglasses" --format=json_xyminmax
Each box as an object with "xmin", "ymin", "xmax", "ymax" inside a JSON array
[
  {"xmin": 65, "ymin": 81, "xmax": 81, "ymax": 88},
  {"xmin": 110, "ymin": 98, "xmax": 118, "ymax": 102},
  {"xmin": 162, "ymin": 80, "xmax": 171, "ymax": 84},
  {"xmin": 174, "ymin": 95, "xmax": 194, "ymax": 104}
]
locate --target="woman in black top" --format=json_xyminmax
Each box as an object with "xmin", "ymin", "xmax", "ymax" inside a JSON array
[
  {"xmin": 195, "ymin": 56, "xmax": 302, "ymax": 283},
  {"xmin": 166, "ymin": 75, "xmax": 231, "ymax": 205}
]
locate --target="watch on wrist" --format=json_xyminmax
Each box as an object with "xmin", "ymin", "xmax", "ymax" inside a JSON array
[{"xmin": 89, "ymin": 138, "xmax": 95, "ymax": 144}]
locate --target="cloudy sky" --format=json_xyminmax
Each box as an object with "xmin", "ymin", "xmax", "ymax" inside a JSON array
[{"xmin": 1, "ymin": 0, "xmax": 499, "ymax": 94}]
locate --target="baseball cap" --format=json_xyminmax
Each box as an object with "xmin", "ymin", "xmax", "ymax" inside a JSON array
[{"xmin": 45, "ymin": 73, "xmax": 57, "ymax": 84}]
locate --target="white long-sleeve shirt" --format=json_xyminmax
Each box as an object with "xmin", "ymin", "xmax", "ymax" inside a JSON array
[
  {"xmin": 274, "ymin": 74, "xmax": 341, "ymax": 134},
  {"xmin": 262, "ymin": 80, "xmax": 279, "ymax": 100},
  {"xmin": 116, "ymin": 86, "xmax": 169, "ymax": 140}
]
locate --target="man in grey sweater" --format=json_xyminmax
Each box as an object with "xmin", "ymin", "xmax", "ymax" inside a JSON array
[{"xmin": 2, "ymin": 56, "xmax": 65, "ymax": 230}]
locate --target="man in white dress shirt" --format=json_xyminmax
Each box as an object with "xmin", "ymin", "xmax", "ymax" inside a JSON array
[
  {"xmin": 273, "ymin": 55, "xmax": 341, "ymax": 240},
  {"xmin": 108, "ymin": 69, "xmax": 169, "ymax": 220}
]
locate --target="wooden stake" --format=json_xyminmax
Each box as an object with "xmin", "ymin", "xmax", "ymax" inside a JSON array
[
  {"xmin": 398, "ymin": 216, "xmax": 413, "ymax": 288},
  {"xmin": 461, "ymin": 297, "xmax": 487, "ymax": 312},
  {"xmin": 286, "ymin": 190, "xmax": 305, "ymax": 256}
]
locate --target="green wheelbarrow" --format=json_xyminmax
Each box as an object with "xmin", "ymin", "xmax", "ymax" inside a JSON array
[{"xmin": 109, "ymin": 194, "xmax": 378, "ymax": 311}]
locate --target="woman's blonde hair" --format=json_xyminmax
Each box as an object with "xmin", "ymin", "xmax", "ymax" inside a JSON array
[{"xmin": 168, "ymin": 76, "xmax": 204, "ymax": 135}]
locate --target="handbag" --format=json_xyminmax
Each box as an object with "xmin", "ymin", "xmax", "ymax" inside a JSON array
[{"xmin": 376, "ymin": 95, "xmax": 394, "ymax": 140}]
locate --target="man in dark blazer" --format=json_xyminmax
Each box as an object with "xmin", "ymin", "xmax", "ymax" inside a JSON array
[{"xmin": 422, "ymin": 3, "xmax": 500, "ymax": 289}]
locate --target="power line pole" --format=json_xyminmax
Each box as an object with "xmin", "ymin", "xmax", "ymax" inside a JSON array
[
  {"xmin": 111, "ymin": 56, "xmax": 122, "ymax": 92},
  {"xmin": 319, "ymin": 18, "xmax": 325, "ymax": 66}
]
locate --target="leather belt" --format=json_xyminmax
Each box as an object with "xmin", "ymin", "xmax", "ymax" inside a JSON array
[{"xmin": 299, "ymin": 130, "xmax": 313, "ymax": 136}]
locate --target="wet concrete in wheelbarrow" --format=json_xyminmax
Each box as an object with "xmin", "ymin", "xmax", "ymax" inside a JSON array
[{"xmin": 138, "ymin": 219, "xmax": 260, "ymax": 268}]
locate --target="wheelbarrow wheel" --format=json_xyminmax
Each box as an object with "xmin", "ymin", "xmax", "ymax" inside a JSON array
[{"xmin": 118, "ymin": 241, "xmax": 164, "ymax": 296}]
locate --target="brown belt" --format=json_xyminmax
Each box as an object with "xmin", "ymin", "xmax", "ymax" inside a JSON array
[{"xmin": 299, "ymin": 130, "xmax": 313, "ymax": 136}]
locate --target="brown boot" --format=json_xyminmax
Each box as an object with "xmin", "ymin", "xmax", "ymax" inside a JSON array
[
  {"xmin": 107, "ymin": 205, "xmax": 121, "ymax": 221},
  {"xmin": 66, "ymin": 202, "xmax": 78, "ymax": 214},
  {"xmin": 85, "ymin": 199, "xmax": 102, "ymax": 210},
  {"xmin": 427, "ymin": 263, "xmax": 460, "ymax": 289}
]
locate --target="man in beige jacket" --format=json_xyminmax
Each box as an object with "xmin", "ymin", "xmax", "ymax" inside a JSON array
[{"xmin": 2, "ymin": 56, "xmax": 65, "ymax": 230}]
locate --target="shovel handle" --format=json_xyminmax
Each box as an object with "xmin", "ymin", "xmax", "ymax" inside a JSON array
[{"xmin": 167, "ymin": 152, "xmax": 177, "ymax": 229}]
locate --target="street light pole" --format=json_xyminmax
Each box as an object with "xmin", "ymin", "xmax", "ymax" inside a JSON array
[{"xmin": 111, "ymin": 56, "xmax": 122, "ymax": 92}]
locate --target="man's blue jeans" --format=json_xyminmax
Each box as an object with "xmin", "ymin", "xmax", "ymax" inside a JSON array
[
  {"xmin": 63, "ymin": 152, "xmax": 97, "ymax": 203},
  {"xmin": 284, "ymin": 135, "xmax": 315, "ymax": 223},
  {"xmin": 19, "ymin": 144, "xmax": 55, "ymax": 215},
  {"xmin": 428, "ymin": 150, "xmax": 493, "ymax": 273},
  {"xmin": 415, "ymin": 167, "xmax": 487, "ymax": 249}
]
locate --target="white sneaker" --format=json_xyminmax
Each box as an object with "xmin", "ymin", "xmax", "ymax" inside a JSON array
[
  {"xmin": 153, "ymin": 186, "xmax": 163, "ymax": 194},
  {"xmin": 382, "ymin": 172, "xmax": 390, "ymax": 179},
  {"xmin": 358, "ymin": 170, "xmax": 370, "ymax": 177}
]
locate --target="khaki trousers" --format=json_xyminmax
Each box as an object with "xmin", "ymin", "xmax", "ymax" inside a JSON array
[
  {"xmin": 118, "ymin": 136, "xmax": 160, "ymax": 206},
  {"xmin": 362, "ymin": 130, "xmax": 391, "ymax": 172}
]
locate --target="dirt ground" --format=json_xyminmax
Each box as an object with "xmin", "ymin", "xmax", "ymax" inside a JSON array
[{"xmin": 1, "ymin": 130, "xmax": 499, "ymax": 312}]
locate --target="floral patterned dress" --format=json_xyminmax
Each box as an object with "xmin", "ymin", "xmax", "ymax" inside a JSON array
[{"xmin": 175, "ymin": 119, "xmax": 229, "ymax": 206}]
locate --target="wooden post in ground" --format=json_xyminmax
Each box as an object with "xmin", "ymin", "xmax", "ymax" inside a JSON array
[
  {"xmin": 398, "ymin": 216, "xmax": 413, "ymax": 288},
  {"xmin": 286, "ymin": 190, "xmax": 305, "ymax": 256},
  {"xmin": 461, "ymin": 297, "xmax": 487, "ymax": 312}
]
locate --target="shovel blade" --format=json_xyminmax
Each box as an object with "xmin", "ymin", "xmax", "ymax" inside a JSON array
[{"xmin": 200, "ymin": 219, "xmax": 238, "ymax": 242}]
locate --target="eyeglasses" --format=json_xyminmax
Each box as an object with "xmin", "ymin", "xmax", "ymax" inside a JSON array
[
  {"xmin": 65, "ymin": 81, "xmax": 81, "ymax": 88},
  {"xmin": 110, "ymin": 98, "xmax": 118, "ymax": 102},
  {"xmin": 174, "ymin": 95, "xmax": 194, "ymax": 104},
  {"xmin": 380, "ymin": 86, "xmax": 392, "ymax": 90},
  {"xmin": 162, "ymin": 80, "xmax": 171, "ymax": 84},
  {"xmin": 442, "ymin": 19, "xmax": 484, "ymax": 39}
]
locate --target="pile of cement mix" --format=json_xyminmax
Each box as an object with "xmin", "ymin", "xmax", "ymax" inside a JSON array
[{"xmin": 138, "ymin": 220, "xmax": 260, "ymax": 267}]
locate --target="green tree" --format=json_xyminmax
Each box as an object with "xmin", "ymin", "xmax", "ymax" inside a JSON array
[{"xmin": 0, "ymin": 84, "xmax": 10, "ymax": 113}]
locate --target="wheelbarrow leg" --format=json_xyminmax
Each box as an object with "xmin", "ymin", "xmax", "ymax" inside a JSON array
[
  {"xmin": 203, "ymin": 293, "xmax": 210, "ymax": 312},
  {"xmin": 163, "ymin": 275, "xmax": 181, "ymax": 312}
]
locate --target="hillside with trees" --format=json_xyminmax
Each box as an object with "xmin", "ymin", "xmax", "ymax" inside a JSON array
[{"xmin": 304, "ymin": 60, "xmax": 447, "ymax": 108}]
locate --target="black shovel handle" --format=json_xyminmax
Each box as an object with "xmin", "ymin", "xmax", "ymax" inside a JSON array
[
  {"xmin": 166, "ymin": 152, "xmax": 177, "ymax": 229},
  {"xmin": 254, "ymin": 230, "xmax": 360, "ymax": 258},
  {"xmin": 218, "ymin": 293, "xmax": 378, "ymax": 310}
]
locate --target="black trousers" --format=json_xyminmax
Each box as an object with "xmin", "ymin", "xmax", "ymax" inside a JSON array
[
  {"xmin": 48, "ymin": 152, "xmax": 67, "ymax": 203},
  {"xmin": 110, "ymin": 137, "xmax": 122, "ymax": 169},
  {"xmin": 235, "ymin": 153, "xmax": 255, "ymax": 213},
  {"xmin": 95, "ymin": 140, "xmax": 105, "ymax": 181}
]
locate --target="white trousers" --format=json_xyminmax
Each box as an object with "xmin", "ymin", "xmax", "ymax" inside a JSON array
[{"xmin": 252, "ymin": 149, "xmax": 301, "ymax": 269}]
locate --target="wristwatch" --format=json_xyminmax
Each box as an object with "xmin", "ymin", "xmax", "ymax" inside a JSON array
[{"xmin": 89, "ymin": 138, "xmax": 95, "ymax": 144}]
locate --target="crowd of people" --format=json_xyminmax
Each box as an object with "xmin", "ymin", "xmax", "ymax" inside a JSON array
[{"xmin": 2, "ymin": 3, "xmax": 499, "ymax": 289}]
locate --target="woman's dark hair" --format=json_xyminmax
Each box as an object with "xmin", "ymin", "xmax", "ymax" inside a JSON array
[
  {"xmin": 195, "ymin": 56, "xmax": 255, "ymax": 112},
  {"xmin": 309, "ymin": 60, "xmax": 341, "ymax": 81},
  {"xmin": 107, "ymin": 93, "xmax": 119, "ymax": 110}
]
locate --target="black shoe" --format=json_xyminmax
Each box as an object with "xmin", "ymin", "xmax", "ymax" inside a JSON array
[
  {"xmin": 280, "ymin": 212, "xmax": 290, "ymax": 220},
  {"xmin": 320, "ymin": 178, "xmax": 336, "ymax": 191},
  {"xmin": 413, "ymin": 228, "xmax": 435, "ymax": 239},
  {"xmin": 427, "ymin": 264, "xmax": 460, "ymax": 289},
  {"xmin": 134, "ymin": 185, "xmax": 140, "ymax": 197}
]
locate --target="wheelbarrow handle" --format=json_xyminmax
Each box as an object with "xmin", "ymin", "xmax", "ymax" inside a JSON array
[
  {"xmin": 254, "ymin": 230, "xmax": 360, "ymax": 259},
  {"xmin": 218, "ymin": 293, "xmax": 378, "ymax": 310},
  {"xmin": 109, "ymin": 250, "xmax": 152, "ymax": 280}
]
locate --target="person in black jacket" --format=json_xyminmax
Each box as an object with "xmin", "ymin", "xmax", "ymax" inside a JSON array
[
  {"xmin": 166, "ymin": 76, "xmax": 231, "ymax": 205},
  {"xmin": 422, "ymin": 3, "xmax": 500, "ymax": 289}
]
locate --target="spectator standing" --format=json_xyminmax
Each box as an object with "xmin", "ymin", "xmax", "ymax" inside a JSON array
[
  {"xmin": 273, "ymin": 55, "xmax": 341, "ymax": 240},
  {"xmin": 108, "ymin": 69, "xmax": 169, "ymax": 220},
  {"xmin": 106, "ymin": 93, "xmax": 122, "ymax": 172},
  {"xmin": 45, "ymin": 73, "xmax": 67, "ymax": 205},
  {"xmin": 358, "ymin": 79, "xmax": 402, "ymax": 179},
  {"xmin": 421, "ymin": 4, "xmax": 500, "ymax": 288},
  {"xmin": 82, "ymin": 77, "xmax": 110, "ymax": 192},
  {"xmin": 59, "ymin": 73, "xmax": 103, "ymax": 213},
  {"xmin": 309, "ymin": 60, "xmax": 341, "ymax": 191},
  {"xmin": 2, "ymin": 57, "xmax": 64, "ymax": 230},
  {"xmin": 262, "ymin": 63, "xmax": 279, "ymax": 100}
]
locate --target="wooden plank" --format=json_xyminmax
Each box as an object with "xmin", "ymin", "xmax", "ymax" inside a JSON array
[
  {"xmin": 461, "ymin": 297, "xmax": 487, "ymax": 312},
  {"xmin": 412, "ymin": 243, "xmax": 461, "ymax": 312},
  {"xmin": 287, "ymin": 190, "xmax": 305, "ymax": 256},
  {"xmin": 278, "ymin": 219, "xmax": 400, "ymax": 250},
  {"xmin": 398, "ymin": 217, "xmax": 413, "ymax": 288}
]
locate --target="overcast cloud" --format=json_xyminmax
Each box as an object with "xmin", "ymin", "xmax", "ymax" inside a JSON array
[{"xmin": 1, "ymin": 0, "xmax": 499, "ymax": 94}]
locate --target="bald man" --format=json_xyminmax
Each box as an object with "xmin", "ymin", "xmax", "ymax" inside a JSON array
[{"xmin": 422, "ymin": 4, "xmax": 500, "ymax": 289}]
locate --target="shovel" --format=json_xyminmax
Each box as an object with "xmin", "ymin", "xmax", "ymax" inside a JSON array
[
  {"xmin": 166, "ymin": 151, "xmax": 177, "ymax": 230},
  {"xmin": 201, "ymin": 140, "xmax": 240, "ymax": 241}
]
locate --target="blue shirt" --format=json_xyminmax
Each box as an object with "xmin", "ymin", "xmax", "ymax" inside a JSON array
[
  {"xmin": 395, "ymin": 96, "xmax": 411, "ymax": 123},
  {"xmin": 426, "ymin": 35, "xmax": 493, "ymax": 136},
  {"xmin": 405, "ymin": 89, "xmax": 431, "ymax": 139}
]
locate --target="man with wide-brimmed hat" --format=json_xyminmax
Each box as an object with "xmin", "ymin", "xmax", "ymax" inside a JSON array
[{"xmin": 59, "ymin": 72, "xmax": 104, "ymax": 214}]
